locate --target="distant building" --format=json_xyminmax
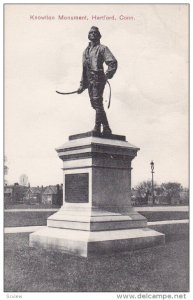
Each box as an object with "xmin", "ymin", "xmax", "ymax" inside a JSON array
[
  {"xmin": 179, "ymin": 190, "xmax": 189, "ymax": 204},
  {"xmin": 155, "ymin": 193, "xmax": 168, "ymax": 205},
  {"xmin": 42, "ymin": 184, "xmax": 63, "ymax": 206},
  {"xmin": 4, "ymin": 183, "xmax": 63, "ymax": 206},
  {"xmin": 4, "ymin": 165, "xmax": 8, "ymax": 176},
  {"xmin": 25, "ymin": 186, "xmax": 43, "ymax": 204},
  {"xmin": 19, "ymin": 174, "xmax": 29, "ymax": 186},
  {"xmin": 131, "ymin": 188, "xmax": 149, "ymax": 206},
  {"xmin": 4, "ymin": 183, "xmax": 29, "ymax": 204},
  {"xmin": 4, "ymin": 185, "xmax": 14, "ymax": 203},
  {"xmin": 131, "ymin": 185, "xmax": 189, "ymax": 206}
]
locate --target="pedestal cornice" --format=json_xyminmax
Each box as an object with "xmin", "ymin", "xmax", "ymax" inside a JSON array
[{"xmin": 56, "ymin": 134, "xmax": 140, "ymax": 162}]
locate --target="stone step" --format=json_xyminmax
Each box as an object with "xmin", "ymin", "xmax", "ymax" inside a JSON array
[
  {"xmin": 47, "ymin": 208, "xmax": 147, "ymax": 231},
  {"xmin": 29, "ymin": 227, "xmax": 165, "ymax": 257}
]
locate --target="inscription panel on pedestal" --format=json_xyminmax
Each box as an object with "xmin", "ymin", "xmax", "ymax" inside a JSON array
[{"xmin": 65, "ymin": 173, "xmax": 89, "ymax": 203}]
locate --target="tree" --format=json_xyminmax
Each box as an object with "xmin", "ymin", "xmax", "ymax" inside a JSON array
[
  {"xmin": 135, "ymin": 180, "xmax": 157, "ymax": 197},
  {"xmin": 13, "ymin": 183, "xmax": 29, "ymax": 203},
  {"xmin": 134, "ymin": 180, "xmax": 158, "ymax": 205},
  {"xmin": 161, "ymin": 182, "xmax": 183, "ymax": 205},
  {"xmin": 4, "ymin": 156, "xmax": 8, "ymax": 185},
  {"xmin": 154, "ymin": 186, "xmax": 164, "ymax": 196}
]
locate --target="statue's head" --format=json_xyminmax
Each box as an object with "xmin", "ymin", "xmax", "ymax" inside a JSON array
[{"xmin": 88, "ymin": 26, "xmax": 101, "ymax": 42}]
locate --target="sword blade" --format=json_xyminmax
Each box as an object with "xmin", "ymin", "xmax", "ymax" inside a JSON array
[{"xmin": 56, "ymin": 90, "xmax": 78, "ymax": 95}]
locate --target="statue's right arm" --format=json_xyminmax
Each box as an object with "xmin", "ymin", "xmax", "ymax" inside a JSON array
[{"xmin": 78, "ymin": 51, "xmax": 88, "ymax": 93}]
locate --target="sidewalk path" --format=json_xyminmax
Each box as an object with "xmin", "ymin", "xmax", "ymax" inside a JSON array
[
  {"xmin": 4, "ymin": 208, "xmax": 59, "ymax": 212},
  {"xmin": 147, "ymin": 219, "xmax": 189, "ymax": 225},
  {"xmin": 135, "ymin": 206, "xmax": 188, "ymax": 212},
  {"xmin": 4, "ymin": 206, "xmax": 188, "ymax": 212},
  {"xmin": 4, "ymin": 226, "xmax": 47, "ymax": 233},
  {"xmin": 4, "ymin": 219, "xmax": 189, "ymax": 234}
]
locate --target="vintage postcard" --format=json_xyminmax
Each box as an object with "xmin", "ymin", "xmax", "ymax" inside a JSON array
[{"xmin": 4, "ymin": 3, "xmax": 189, "ymax": 297}]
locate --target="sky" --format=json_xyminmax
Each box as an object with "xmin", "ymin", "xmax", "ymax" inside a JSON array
[{"xmin": 4, "ymin": 4, "xmax": 189, "ymax": 187}]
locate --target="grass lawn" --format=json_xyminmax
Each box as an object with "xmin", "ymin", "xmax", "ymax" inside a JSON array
[
  {"xmin": 4, "ymin": 211, "xmax": 189, "ymax": 227},
  {"xmin": 4, "ymin": 233, "xmax": 189, "ymax": 292},
  {"xmin": 140, "ymin": 211, "xmax": 188, "ymax": 221},
  {"xmin": 4, "ymin": 203, "xmax": 61, "ymax": 209},
  {"xmin": 4, "ymin": 211, "xmax": 54, "ymax": 227}
]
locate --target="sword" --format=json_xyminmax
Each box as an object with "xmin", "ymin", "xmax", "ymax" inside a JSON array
[
  {"xmin": 56, "ymin": 90, "xmax": 78, "ymax": 95},
  {"xmin": 56, "ymin": 80, "xmax": 111, "ymax": 108},
  {"xmin": 106, "ymin": 80, "xmax": 111, "ymax": 109}
]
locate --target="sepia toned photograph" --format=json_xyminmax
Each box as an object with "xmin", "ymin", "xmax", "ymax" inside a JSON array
[{"xmin": 4, "ymin": 3, "xmax": 189, "ymax": 294}]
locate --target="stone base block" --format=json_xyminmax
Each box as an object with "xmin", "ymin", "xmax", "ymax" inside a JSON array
[
  {"xmin": 29, "ymin": 227, "xmax": 165, "ymax": 257},
  {"xmin": 47, "ymin": 206, "xmax": 147, "ymax": 231}
]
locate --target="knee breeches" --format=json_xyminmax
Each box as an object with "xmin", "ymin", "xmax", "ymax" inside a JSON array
[{"xmin": 88, "ymin": 81, "xmax": 105, "ymax": 111}]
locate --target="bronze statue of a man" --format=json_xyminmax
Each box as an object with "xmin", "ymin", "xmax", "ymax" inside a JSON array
[{"xmin": 78, "ymin": 26, "xmax": 118, "ymax": 134}]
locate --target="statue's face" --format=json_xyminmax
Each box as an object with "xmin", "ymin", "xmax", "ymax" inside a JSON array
[{"xmin": 88, "ymin": 29, "xmax": 100, "ymax": 42}]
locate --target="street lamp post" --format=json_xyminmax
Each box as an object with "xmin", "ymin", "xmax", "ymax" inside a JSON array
[{"xmin": 150, "ymin": 161, "xmax": 155, "ymax": 205}]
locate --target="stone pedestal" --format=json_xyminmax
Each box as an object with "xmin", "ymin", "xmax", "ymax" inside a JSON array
[{"xmin": 30, "ymin": 132, "xmax": 165, "ymax": 257}]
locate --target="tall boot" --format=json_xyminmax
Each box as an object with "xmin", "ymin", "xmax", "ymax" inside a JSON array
[
  {"xmin": 101, "ymin": 111, "xmax": 112, "ymax": 134},
  {"xmin": 92, "ymin": 109, "xmax": 101, "ymax": 133}
]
